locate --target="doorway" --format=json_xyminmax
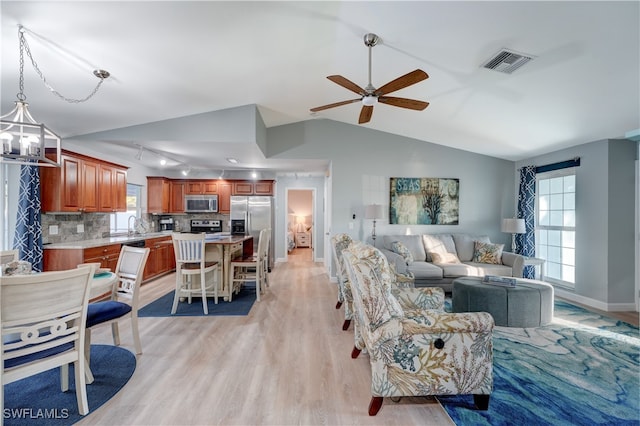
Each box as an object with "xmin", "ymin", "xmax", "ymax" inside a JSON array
[{"xmin": 286, "ymin": 188, "xmax": 314, "ymax": 262}]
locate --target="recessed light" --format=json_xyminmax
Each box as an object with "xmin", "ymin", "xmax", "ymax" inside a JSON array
[
  {"xmin": 160, "ymin": 159, "xmax": 167, "ymax": 166},
  {"xmin": 226, "ymin": 158, "xmax": 238, "ymax": 164}
]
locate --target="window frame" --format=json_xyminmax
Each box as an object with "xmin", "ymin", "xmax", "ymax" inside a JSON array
[
  {"xmin": 535, "ymin": 167, "xmax": 576, "ymax": 288},
  {"xmin": 110, "ymin": 183, "xmax": 142, "ymax": 235}
]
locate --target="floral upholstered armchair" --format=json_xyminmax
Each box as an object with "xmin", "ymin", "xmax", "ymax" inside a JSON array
[
  {"xmin": 330, "ymin": 233, "xmax": 354, "ymax": 330},
  {"xmin": 331, "ymin": 235, "xmax": 416, "ymax": 332},
  {"xmin": 342, "ymin": 242, "xmax": 494, "ymax": 416}
]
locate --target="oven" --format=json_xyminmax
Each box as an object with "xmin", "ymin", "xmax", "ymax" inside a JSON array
[{"xmin": 189, "ymin": 219, "xmax": 222, "ymax": 235}]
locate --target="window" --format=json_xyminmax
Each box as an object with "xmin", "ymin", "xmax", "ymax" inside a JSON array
[
  {"xmin": 536, "ymin": 169, "xmax": 576, "ymax": 287},
  {"xmin": 110, "ymin": 184, "xmax": 142, "ymax": 234}
]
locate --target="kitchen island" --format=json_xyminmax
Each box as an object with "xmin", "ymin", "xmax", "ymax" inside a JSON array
[
  {"xmin": 203, "ymin": 234, "xmax": 253, "ymax": 301},
  {"xmin": 43, "ymin": 232, "xmax": 253, "ymax": 301}
]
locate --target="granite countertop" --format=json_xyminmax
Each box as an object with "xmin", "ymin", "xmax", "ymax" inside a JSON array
[
  {"xmin": 204, "ymin": 234, "xmax": 252, "ymax": 244},
  {"xmin": 43, "ymin": 231, "xmax": 175, "ymax": 250}
]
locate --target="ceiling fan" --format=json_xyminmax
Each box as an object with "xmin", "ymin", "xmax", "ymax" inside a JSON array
[{"xmin": 310, "ymin": 33, "xmax": 429, "ymax": 124}]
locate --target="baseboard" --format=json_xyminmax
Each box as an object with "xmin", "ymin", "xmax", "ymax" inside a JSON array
[{"xmin": 555, "ymin": 288, "xmax": 637, "ymax": 312}]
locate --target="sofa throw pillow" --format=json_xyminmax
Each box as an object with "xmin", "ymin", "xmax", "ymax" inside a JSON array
[
  {"xmin": 391, "ymin": 241, "xmax": 414, "ymax": 264},
  {"xmin": 472, "ymin": 241, "xmax": 504, "ymax": 264},
  {"xmin": 429, "ymin": 251, "xmax": 461, "ymax": 264}
]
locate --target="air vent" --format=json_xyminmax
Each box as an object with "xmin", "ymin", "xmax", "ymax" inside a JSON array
[{"xmin": 482, "ymin": 49, "xmax": 534, "ymax": 74}]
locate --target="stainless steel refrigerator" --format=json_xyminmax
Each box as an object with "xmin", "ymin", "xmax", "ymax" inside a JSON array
[{"xmin": 230, "ymin": 195, "xmax": 274, "ymax": 271}]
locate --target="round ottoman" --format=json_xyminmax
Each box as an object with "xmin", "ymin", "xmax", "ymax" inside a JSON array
[{"xmin": 452, "ymin": 276, "xmax": 554, "ymax": 327}]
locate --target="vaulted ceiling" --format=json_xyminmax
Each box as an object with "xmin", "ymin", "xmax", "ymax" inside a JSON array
[{"xmin": 2, "ymin": 1, "xmax": 638, "ymax": 174}]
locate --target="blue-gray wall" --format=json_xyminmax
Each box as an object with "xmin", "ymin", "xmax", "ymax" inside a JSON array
[
  {"xmin": 516, "ymin": 139, "xmax": 637, "ymax": 309},
  {"xmin": 268, "ymin": 119, "xmax": 517, "ymax": 271}
]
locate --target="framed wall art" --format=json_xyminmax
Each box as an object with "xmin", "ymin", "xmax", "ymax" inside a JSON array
[{"xmin": 389, "ymin": 177, "xmax": 459, "ymax": 225}]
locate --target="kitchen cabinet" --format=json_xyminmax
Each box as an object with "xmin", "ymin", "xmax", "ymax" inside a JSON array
[
  {"xmin": 143, "ymin": 236, "xmax": 175, "ymax": 281},
  {"xmin": 218, "ymin": 182, "xmax": 232, "ymax": 214},
  {"xmin": 41, "ymin": 149, "xmax": 127, "ymax": 213},
  {"xmin": 99, "ymin": 164, "xmax": 128, "ymax": 212},
  {"xmin": 185, "ymin": 180, "xmax": 218, "ymax": 195},
  {"xmin": 170, "ymin": 181, "xmax": 185, "ymax": 213},
  {"xmin": 232, "ymin": 180, "xmax": 274, "ymax": 196},
  {"xmin": 147, "ymin": 177, "xmax": 171, "ymax": 213},
  {"xmin": 147, "ymin": 178, "xmax": 272, "ymax": 213},
  {"xmin": 43, "ymin": 243, "xmax": 122, "ymax": 272}
]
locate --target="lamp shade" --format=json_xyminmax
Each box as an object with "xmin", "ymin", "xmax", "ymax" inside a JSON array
[
  {"xmin": 365, "ymin": 204, "xmax": 383, "ymax": 220},
  {"xmin": 501, "ymin": 218, "xmax": 526, "ymax": 234}
]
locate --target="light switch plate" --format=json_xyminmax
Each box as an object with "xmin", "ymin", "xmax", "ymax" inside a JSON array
[
  {"xmin": 77, "ymin": 224, "xmax": 85, "ymax": 233},
  {"xmin": 49, "ymin": 225, "xmax": 59, "ymax": 235}
]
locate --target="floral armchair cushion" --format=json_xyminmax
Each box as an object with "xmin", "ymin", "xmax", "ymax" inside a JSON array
[
  {"xmin": 343, "ymin": 246, "xmax": 494, "ymax": 415},
  {"xmin": 390, "ymin": 241, "xmax": 414, "ymax": 264},
  {"xmin": 331, "ymin": 233, "xmax": 355, "ymax": 321}
]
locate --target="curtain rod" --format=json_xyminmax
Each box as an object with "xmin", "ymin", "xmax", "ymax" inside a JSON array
[{"xmin": 518, "ymin": 157, "xmax": 580, "ymax": 172}]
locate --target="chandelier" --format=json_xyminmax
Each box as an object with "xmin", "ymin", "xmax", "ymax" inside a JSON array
[{"xmin": 0, "ymin": 25, "xmax": 110, "ymax": 167}]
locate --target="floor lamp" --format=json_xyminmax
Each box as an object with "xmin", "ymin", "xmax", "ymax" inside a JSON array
[
  {"xmin": 365, "ymin": 204, "xmax": 383, "ymax": 246},
  {"xmin": 501, "ymin": 218, "xmax": 526, "ymax": 253}
]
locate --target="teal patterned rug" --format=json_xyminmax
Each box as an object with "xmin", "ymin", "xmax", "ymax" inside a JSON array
[{"xmin": 439, "ymin": 300, "xmax": 639, "ymax": 425}]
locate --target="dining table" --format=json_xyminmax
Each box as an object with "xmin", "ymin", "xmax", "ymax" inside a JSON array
[{"xmin": 90, "ymin": 271, "xmax": 118, "ymax": 301}]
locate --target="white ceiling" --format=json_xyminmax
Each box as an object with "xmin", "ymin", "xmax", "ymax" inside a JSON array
[{"xmin": 2, "ymin": 1, "xmax": 639, "ymax": 175}]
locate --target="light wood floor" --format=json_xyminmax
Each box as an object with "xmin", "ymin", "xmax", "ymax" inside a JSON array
[
  {"xmin": 78, "ymin": 252, "xmax": 454, "ymax": 425},
  {"xmin": 79, "ymin": 252, "xmax": 639, "ymax": 425}
]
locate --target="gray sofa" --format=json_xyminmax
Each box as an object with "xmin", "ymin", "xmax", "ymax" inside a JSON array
[{"xmin": 380, "ymin": 233, "xmax": 525, "ymax": 292}]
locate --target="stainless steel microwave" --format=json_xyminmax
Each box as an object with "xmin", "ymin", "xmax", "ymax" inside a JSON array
[{"xmin": 185, "ymin": 195, "xmax": 218, "ymax": 213}]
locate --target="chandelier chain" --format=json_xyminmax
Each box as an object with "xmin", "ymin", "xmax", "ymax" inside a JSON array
[{"xmin": 18, "ymin": 26, "xmax": 106, "ymax": 104}]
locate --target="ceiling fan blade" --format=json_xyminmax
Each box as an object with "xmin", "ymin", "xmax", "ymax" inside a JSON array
[
  {"xmin": 358, "ymin": 105, "xmax": 373, "ymax": 124},
  {"xmin": 310, "ymin": 98, "xmax": 361, "ymax": 112},
  {"xmin": 327, "ymin": 75, "xmax": 366, "ymax": 95},
  {"xmin": 378, "ymin": 96, "xmax": 429, "ymax": 111},
  {"xmin": 375, "ymin": 69, "xmax": 429, "ymax": 96}
]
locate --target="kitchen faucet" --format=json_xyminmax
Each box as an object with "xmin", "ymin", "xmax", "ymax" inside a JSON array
[{"xmin": 128, "ymin": 215, "xmax": 138, "ymax": 236}]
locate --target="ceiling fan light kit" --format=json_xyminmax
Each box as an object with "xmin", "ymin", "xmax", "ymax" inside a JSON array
[{"xmin": 310, "ymin": 33, "xmax": 429, "ymax": 124}]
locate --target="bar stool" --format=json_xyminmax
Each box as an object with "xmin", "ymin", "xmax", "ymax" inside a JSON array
[
  {"xmin": 229, "ymin": 229, "xmax": 269, "ymax": 301},
  {"xmin": 171, "ymin": 232, "xmax": 219, "ymax": 314}
]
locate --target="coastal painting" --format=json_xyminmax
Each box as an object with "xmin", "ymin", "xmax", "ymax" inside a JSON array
[{"xmin": 389, "ymin": 177, "xmax": 459, "ymax": 225}]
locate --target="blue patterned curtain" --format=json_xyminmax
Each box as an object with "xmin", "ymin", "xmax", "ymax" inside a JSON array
[
  {"xmin": 13, "ymin": 164, "xmax": 43, "ymax": 272},
  {"xmin": 516, "ymin": 165, "xmax": 536, "ymax": 278}
]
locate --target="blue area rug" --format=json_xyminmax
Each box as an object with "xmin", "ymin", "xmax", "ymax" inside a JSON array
[
  {"xmin": 4, "ymin": 344, "xmax": 136, "ymax": 426},
  {"xmin": 138, "ymin": 285, "xmax": 256, "ymax": 317},
  {"xmin": 439, "ymin": 300, "xmax": 640, "ymax": 425}
]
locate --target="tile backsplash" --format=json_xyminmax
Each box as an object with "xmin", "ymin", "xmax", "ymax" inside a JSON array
[
  {"xmin": 42, "ymin": 213, "xmax": 111, "ymax": 244},
  {"xmin": 42, "ymin": 213, "xmax": 230, "ymax": 244}
]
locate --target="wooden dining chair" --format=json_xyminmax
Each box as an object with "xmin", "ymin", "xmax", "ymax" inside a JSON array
[
  {"xmin": 84, "ymin": 245, "xmax": 149, "ymax": 378},
  {"xmin": 1, "ymin": 266, "xmax": 94, "ymax": 417},
  {"xmin": 171, "ymin": 232, "xmax": 219, "ymax": 314},
  {"xmin": 229, "ymin": 228, "xmax": 269, "ymax": 302}
]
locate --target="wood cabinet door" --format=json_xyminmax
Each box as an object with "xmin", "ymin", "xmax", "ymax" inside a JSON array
[
  {"xmin": 185, "ymin": 181, "xmax": 203, "ymax": 195},
  {"xmin": 148, "ymin": 177, "xmax": 170, "ymax": 213},
  {"xmin": 218, "ymin": 182, "xmax": 232, "ymax": 213},
  {"xmin": 61, "ymin": 155, "xmax": 83, "ymax": 212},
  {"xmin": 170, "ymin": 181, "xmax": 185, "ymax": 213},
  {"xmin": 114, "ymin": 169, "xmax": 128, "ymax": 212},
  {"xmin": 233, "ymin": 181, "xmax": 253, "ymax": 195},
  {"xmin": 254, "ymin": 181, "xmax": 273, "ymax": 195},
  {"xmin": 81, "ymin": 160, "xmax": 99, "ymax": 212},
  {"xmin": 99, "ymin": 165, "xmax": 114, "ymax": 211},
  {"xmin": 202, "ymin": 181, "xmax": 218, "ymax": 194}
]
